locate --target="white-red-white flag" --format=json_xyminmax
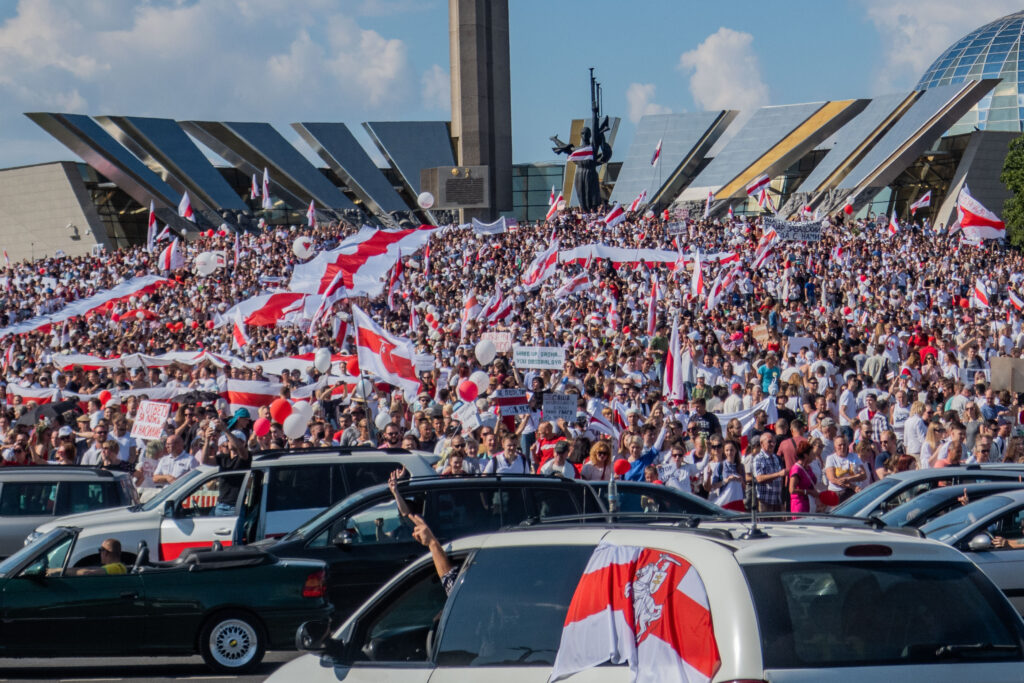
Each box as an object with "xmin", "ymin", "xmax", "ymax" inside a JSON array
[
  {"xmin": 647, "ymin": 276, "xmax": 659, "ymax": 337},
  {"xmin": 974, "ymin": 279, "xmax": 991, "ymax": 308},
  {"xmin": 690, "ymin": 250, "xmax": 704, "ymax": 298},
  {"xmin": 550, "ymin": 541, "xmax": 721, "ymax": 683},
  {"xmin": 308, "ymin": 268, "xmax": 350, "ymax": 333},
  {"xmin": 233, "ymin": 231, "xmax": 240, "ymax": 269},
  {"xmin": 604, "ymin": 203, "xmax": 625, "ymax": 227},
  {"xmin": 387, "ymin": 257, "xmax": 405, "ymax": 311},
  {"xmin": 218, "ymin": 291, "xmax": 311, "ymax": 327},
  {"xmin": 662, "ymin": 321, "xmax": 685, "ymax": 402},
  {"xmin": 158, "ymin": 239, "xmax": 185, "ymax": 271},
  {"xmin": 607, "ymin": 298, "xmax": 620, "ymax": 331},
  {"xmin": 957, "ymin": 185, "xmax": 1005, "ymax": 240},
  {"xmin": 423, "ymin": 241, "xmax": 431, "ymax": 276},
  {"xmin": 703, "ymin": 191, "xmax": 713, "ymax": 220},
  {"xmin": 746, "ymin": 174, "xmax": 770, "ymax": 196},
  {"xmin": 306, "ymin": 200, "xmax": 317, "ymax": 228},
  {"xmin": 177, "ymin": 192, "xmax": 194, "ymax": 222},
  {"xmin": 1009, "ymin": 287, "xmax": 1024, "ymax": 312},
  {"xmin": 250, "ymin": 173, "xmax": 259, "ymax": 200},
  {"xmin": 408, "ymin": 305, "xmax": 419, "ymax": 335},
  {"xmin": 628, "ymin": 190, "xmax": 647, "ymax": 213},
  {"xmin": 147, "ymin": 200, "xmax": 157, "ymax": 252},
  {"xmin": 554, "ymin": 273, "xmax": 592, "ymax": 299},
  {"xmin": 549, "ymin": 185, "xmax": 556, "ymax": 207},
  {"xmin": 522, "ymin": 240, "xmax": 559, "ymax": 291},
  {"xmin": 727, "ymin": 205, "xmax": 733, "ymax": 221},
  {"xmin": 231, "ymin": 318, "xmax": 251, "ymax": 351},
  {"xmin": 910, "ymin": 191, "xmax": 931, "ymax": 216},
  {"xmin": 460, "ymin": 290, "xmax": 481, "ymax": 339},
  {"xmin": 650, "ymin": 138, "xmax": 662, "ymax": 167},
  {"xmin": 546, "ymin": 192, "xmax": 565, "ymax": 221},
  {"xmin": 888, "ymin": 212, "xmax": 899, "ymax": 236},
  {"xmin": 567, "ymin": 146, "xmax": 593, "ymax": 163},
  {"xmin": 351, "ymin": 304, "xmax": 420, "ymax": 401},
  {"xmin": 261, "ymin": 168, "xmax": 273, "ymax": 210}
]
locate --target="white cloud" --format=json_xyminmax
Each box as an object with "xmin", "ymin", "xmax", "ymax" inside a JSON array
[
  {"xmin": 625, "ymin": 82, "xmax": 670, "ymax": 123},
  {"xmin": 421, "ymin": 64, "xmax": 450, "ymax": 111},
  {"xmin": 678, "ymin": 27, "xmax": 769, "ymax": 114},
  {"xmin": 860, "ymin": 0, "xmax": 1020, "ymax": 92}
]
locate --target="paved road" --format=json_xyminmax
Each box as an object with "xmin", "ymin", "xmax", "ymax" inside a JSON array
[{"xmin": 0, "ymin": 652, "xmax": 300, "ymax": 682}]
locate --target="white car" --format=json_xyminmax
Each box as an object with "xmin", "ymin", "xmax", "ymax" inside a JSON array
[
  {"xmin": 28, "ymin": 450, "xmax": 437, "ymax": 567},
  {"xmin": 270, "ymin": 519, "xmax": 1024, "ymax": 682}
]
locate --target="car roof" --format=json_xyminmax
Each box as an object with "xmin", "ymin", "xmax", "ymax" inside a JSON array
[
  {"xmin": 882, "ymin": 464, "xmax": 1024, "ymax": 482},
  {"xmin": 907, "ymin": 481, "xmax": 1024, "ymax": 501},
  {"xmin": 250, "ymin": 448, "xmax": 438, "ymax": 468},
  {"xmin": 0, "ymin": 467, "xmax": 130, "ymax": 481}
]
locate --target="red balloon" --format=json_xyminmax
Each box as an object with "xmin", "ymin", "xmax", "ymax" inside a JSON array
[
  {"xmin": 613, "ymin": 459, "xmax": 631, "ymax": 477},
  {"xmin": 457, "ymin": 379, "xmax": 478, "ymax": 402},
  {"xmin": 819, "ymin": 490, "xmax": 840, "ymax": 507},
  {"xmin": 959, "ymin": 298, "xmax": 970, "ymax": 309},
  {"xmin": 843, "ymin": 204, "xmax": 853, "ymax": 215},
  {"xmin": 206, "ymin": 229, "xmax": 214, "ymax": 237},
  {"xmin": 218, "ymin": 229, "xmax": 227, "ymax": 237},
  {"xmin": 269, "ymin": 398, "xmax": 292, "ymax": 424},
  {"xmin": 253, "ymin": 417, "xmax": 271, "ymax": 437},
  {"xmin": 205, "ymin": 320, "xmax": 215, "ymax": 329},
  {"xmin": 111, "ymin": 313, "xmax": 121, "ymax": 323},
  {"xmin": 345, "ymin": 358, "xmax": 359, "ymax": 376},
  {"xmin": 98, "ymin": 390, "xmax": 112, "ymax": 406},
  {"xmin": 190, "ymin": 320, "xmax": 199, "ymax": 329}
]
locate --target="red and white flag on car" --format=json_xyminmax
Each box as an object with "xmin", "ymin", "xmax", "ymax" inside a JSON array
[
  {"xmin": 550, "ymin": 541, "xmax": 720, "ymax": 683},
  {"xmin": 909, "ymin": 191, "xmax": 931, "ymax": 216},
  {"xmin": 177, "ymin": 192, "xmax": 194, "ymax": 222},
  {"xmin": 351, "ymin": 304, "xmax": 420, "ymax": 401}
]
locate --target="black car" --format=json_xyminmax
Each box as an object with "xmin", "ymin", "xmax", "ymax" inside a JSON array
[{"xmin": 263, "ymin": 474, "xmax": 725, "ymax": 618}]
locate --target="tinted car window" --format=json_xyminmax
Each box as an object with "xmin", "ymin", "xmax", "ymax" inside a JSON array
[
  {"xmin": 427, "ymin": 487, "xmax": 526, "ymax": 539},
  {"xmin": 743, "ymin": 561, "xmax": 1024, "ymax": 667},
  {"xmin": 342, "ymin": 461, "xmax": 403, "ymax": 494},
  {"xmin": 56, "ymin": 482, "xmax": 119, "ymax": 515},
  {"xmin": 526, "ymin": 488, "xmax": 580, "ymax": 520},
  {"xmin": 922, "ymin": 495, "xmax": 1012, "ymax": 543},
  {"xmin": 436, "ymin": 544, "xmax": 595, "ymax": 666},
  {"xmin": 266, "ymin": 465, "xmax": 333, "ymax": 512},
  {"xmin": 831, "ymin": 477, "xmax": 901, "ymax": 515},
  {"xmin": 0, "ymin": 482, "xmax": 57, "ymax": 516},
  {"xmin": 179, "ymin": 472, "xmax": 246, "ymax": 517}
]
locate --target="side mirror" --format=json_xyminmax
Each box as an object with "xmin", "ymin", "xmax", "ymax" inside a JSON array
[
  {"xmin": 333, "ymin": 528, "xmax": 356, "ymax": 547},
  {"xmin": 163, "ymin": 500, "xmax": 177, "ymax": 518},
  {"xmin": 968, "ymin": 533, "xmax": 994, "ymax": 552},
  {"xmin": 295, "ymin": 619, "xmax": 331, "ymax": 652}
]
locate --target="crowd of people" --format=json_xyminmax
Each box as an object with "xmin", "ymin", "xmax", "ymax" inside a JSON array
[{"xmin": 1, "ymin": 201, "xmax": 1023, "ymax": 514}]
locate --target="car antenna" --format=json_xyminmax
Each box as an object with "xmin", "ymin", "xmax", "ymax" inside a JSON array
[
  {"xmin": 740, "ymin": 479, "xmax": 767, "ymax": 540},
  {"xmin": 607, "ymin": 474, "xmax": 620, "ymax": 518}
]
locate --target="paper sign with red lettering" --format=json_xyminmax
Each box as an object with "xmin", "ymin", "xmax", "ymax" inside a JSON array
[{"xmin": 130, "ymin": 400, "xmax": 171, "ymax": 441}]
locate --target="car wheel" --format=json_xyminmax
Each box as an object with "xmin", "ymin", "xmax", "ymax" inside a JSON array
[{"xmin": 199, "ymin": 611, "xmax": 266, "ymax": 673}]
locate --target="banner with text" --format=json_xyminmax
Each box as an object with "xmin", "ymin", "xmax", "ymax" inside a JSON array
[
  {"xmin": 513, "ymin": 345, "xmax": 565, "ymax": 370},
  {"xmin": 765, "ymin": 217, "xmax": 822, "ymax": 242},
  {"xmin": 130, "ymin": 400, "xmax": 171, "ymax": 440},
  {"xmin": 481, "ymin": 331, "xmax": 513, "ymax": 353},
  {"xmin": 542, "ymin": 392, "xmax": 577, "ymax": 422}
]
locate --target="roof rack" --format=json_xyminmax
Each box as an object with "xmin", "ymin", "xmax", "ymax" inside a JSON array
[
  {"xmin": 0, "ymin": 466, "xmax": 119, "ymax": 477},
  {"xmin": 252, "ymin": 446, "xmax": 416, "ymax": 461},
  {"xmin": 515, "ymin": 512, "xmax": 735, "ymax": 541},
  {"xmin": 721, "ymin": 512, "xmax": 926, "ymax": 538}
]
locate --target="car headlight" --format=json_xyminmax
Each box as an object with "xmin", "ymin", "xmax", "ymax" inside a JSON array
[{"xmin": 24, "ymin": 530, "xmax": 41, "ymax": 546}]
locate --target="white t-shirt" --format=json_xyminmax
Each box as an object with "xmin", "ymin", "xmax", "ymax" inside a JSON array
[
  {"xmin": 838, "ymin": 390, "xmax": 858, "ymax": 426},
  {"xmin": 825, "ymin": 452, "xmax": 864, "ymax": 493}
]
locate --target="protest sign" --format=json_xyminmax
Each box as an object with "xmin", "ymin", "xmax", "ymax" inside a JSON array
[
  {"xmin": 413, "ymin": 353, "xmax": 435, "ymax": 372},
  {"xmin": 493, "ymin": 388, "xmax": 529, "ymax": 415},
  {"xmin": 472, "ymin": 217, "xmax": 508, "ymax": 235},
  {"xmin": 481, "ymin": 330, "xmax": 513, "ymax": 353},
  {"xmin": 673, "ymin": 207, "xmax": 689, "ymax": 221},
  {"xmin": 542, "ymin": 392, "xmax": 576, "ymax": 422},
  {"xmin": 130, "ymin": 400, "xmax": 171, "ymax": 440},
  {"xmin": 513, "ymin": 345, "xmax": 565, "ymax": 369},
  {"xmin": 764, "ymin": 217, "xmax": 822, "ymax": 242},
  {"xmin": 453, "ymin": 401, "xmax": 480, "ymax": 434},
  {"xmin": 751, "ymin": 324, "xmax": 772, "ymax": 347},
  {"xmin": 667, "ymin": 222, "xmax": 686, "ymax": 235},
  {"xmin": 788, "ymin": 336, "xmax": 815, "ymax": 354}
]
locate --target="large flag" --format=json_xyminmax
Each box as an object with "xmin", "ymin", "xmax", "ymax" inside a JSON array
[
  {"xmin": 690, "ymin": 250, "xmax": 703, "ymax": 298},
  {"xmin": 351, "ymin": 304, "xmax": 420, "ymax": 400},
  {"xmin": 567, "ymin": 146, "xmax": 593, "ymax": 163},
  {"xmin": 261, "ymin": 168, "xmax": 273, "ymax": 210},
  {"xmin": 909, "ymin": 191, "xmax": 931, "ymax": 216},
  {"xmin": 522, "ymin": 240, "xmax": 559, "ymax": 291},
  {"xmin": 306, "ymin": 200, "xmax": 317, "ymax": 228},
  {"xmin": 1010, "ymin": 287, "xmax": 1024, "ymax": 312},
  {"xmin": 221, "ymin": 379, "xmax": 283, "ymax": 417},
  {"xmin": 604, "ymin": 203, "xmax": 625, "ymax": 227},
  {"xmin": 650, "ymin": 138, "xmax": 662, "ymax": 167},
  {"xmin": 554, "ymin": 273, "xmax": 592, "ymax": 299},
  {"xmin": 745, "ymin": 174, "xmax": 770, "ymax": 196},
  {"xmin": 957, "ymin": 185, "xmax": 1005, "ymax": 240},
  {"xmin": 289, "ymin": 226, "xmax": 434, "ymax": 298},
  {"xmin": 177, "ymin": 192, "xmax": 194, "ymax": 223},
  {"xmin": 146, "ymin": 201, "xmax": 157, "ymax": 252},
  {"xmin": 628, "ymin": 190, "xmax": 647, "ymax": 213},
  {"xmin": 550, "ymin": 542, "xmax": 720, "ymax": 683},
  {"xmin": 158, "ymin": 239, "xmax": 184, "ymax": 271},
  {"xmin": 662, "ymin": 321, "xmax": 685, "ymax": 401},
  {"xmin": 974, "ymin": 279, "xmax": 991, "ymax": 308}
]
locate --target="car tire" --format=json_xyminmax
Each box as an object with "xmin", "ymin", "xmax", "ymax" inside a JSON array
[{"xmin": 199, "ymin": 610, "xmax": 266, "ymax": 673}]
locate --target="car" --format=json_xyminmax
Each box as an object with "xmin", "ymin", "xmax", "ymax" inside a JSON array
[
  {"xmin": 0, "ymin": 467, "xmax": 138, "ymax": 558},
  {"xmin": 269, "ymin": 517, "xmax": 1024, "ymax": 682},
  {"xmin": 920, "ymin": 488, "xmax": 1024, "ymax": 615},
  {"xmin": 28, "ymin": 449, "xmax": 438, "ymax": 565},
  {"xmin": 830, "ymin": 464, "xmax": 1024, "ymax": 519},
  {"xmin": 0, "ymin": 526, "xmax": 331, "ymax": 673},
  {"xmin": 879, "ymin": 481, "xmax": 1024, "ymax": 529},
  {"xmin": 262, "ymin": 474, "xmax": 728, "ymax": 619}
]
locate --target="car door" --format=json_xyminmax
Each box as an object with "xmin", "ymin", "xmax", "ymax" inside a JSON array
[
  {"xmin": 1, "ymin": 532, "xmax": 147, "ymax": 656},
  {"xmin": 262, "ymin": 464, "xmax": 335, "ymax": 539},
  {"xmin": 960, "ymin": 504, "xmax": 1024, "ymax": 613},
  {"xmin": 304, "ymin": 491, "xmax": 427, "ymax": 618},
  {"xmin": 158, "ymin": 470, "xmax": 249, "ymax": 560}
]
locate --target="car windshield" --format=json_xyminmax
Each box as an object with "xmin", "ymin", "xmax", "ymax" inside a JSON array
[
  {"xmin": 831, "ymin": 477, "xmax": 901, "ymax": 516},
  {"xmin": 139, "ymin": 469, "xmax": 206, "ymax": 511},
  {"xmin": 921, "ymin": 495, "xmax": 1012, "ymax": 543},
  {"xmin": 743, "ymin": 560, "xmax": 1024, "ymax": 668},
  {"xmin": 0, "ymin": 528, "xmax": 69, "ymax": 577},
  {"xmin": 879, "ymin": 490, "xmax": 955, "ymax": 528},
  {"xmin": 282, "ymin": 485, "xmax": 382, "ymax": 541}
]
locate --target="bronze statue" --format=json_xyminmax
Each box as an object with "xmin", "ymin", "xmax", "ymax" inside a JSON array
[{"xmin": 551, "ymin": 69, "xmax": 613, "ymax": 212}]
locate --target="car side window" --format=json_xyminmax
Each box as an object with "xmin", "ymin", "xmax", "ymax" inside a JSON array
[
  {"xmin": 986, "ymin": 506, "xmax": 1024, "ymax": 541},
  {"xmin": 56, "ymin": 482, "xmax": 117, "ymax": 515},
  {"xmin": 426, "ymin": 488, "xmax": 526, "ymax": 539},
  {"xmin": 886, "ymin": 480, "xmax": 945, "ymax": 511},
  {"xmin": 0, "ymin": 482, "xmax": 57, "ymax": 516},
  {"xmin": 19, "ymin": 535, "xmax": 73, "ymax": 577},
  {"xmin": 342, "ymin": 461, "xmax": 404, "ymax": 495},
  {"xmin": 178, "ymin": 473, "xmax": 246, "ymax": 517},
  {"xmin": 435, "ymin": 544, "xmax": 596, "ymax": 666},
  {"xmin": 343, "ymin": 499, "xmax": 413, "ymax": 545},
  {"xmin": 266, "ymin": 465, "xmax": 333, "ymax": 512},
  {"xmin": 526, "ymin": 488, "xmax": 579, "ymax": 520}
]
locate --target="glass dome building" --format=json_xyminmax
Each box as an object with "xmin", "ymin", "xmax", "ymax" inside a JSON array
[{"xmin": 916, "ymin": 11, "xmax": 1024, "ymax": 135}]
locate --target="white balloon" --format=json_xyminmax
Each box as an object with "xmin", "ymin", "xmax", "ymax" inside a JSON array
[
  {"xmin": 282, "ymin": 413, "xmax": 308, "ymax": 440},
  {"xmin": 292, "ymin": 236, "xmax": 315, "ymax": 260},
  {"xmin": 417, "ymin": 191, "xmax": 435, "ymax": 209},
  {"xmin": 470, "ymin": 370, "xmax": 489, "ymax": 394},
  {"xmin": 135, "ymin": 312, "xmax": 145, "ymax": 320},
  {"xmin": 374, "ymin": 411, "xmax": 391, "ymax": 431},
  {"xmin": 474, "ymin": 339, "xmax": 496, "ymax": 366},
  {"xmin": 356, "ymin": 378, "xmax": 375, "ymax": 399},
  {"xmin": 194, "ymin": 252, "xmax": 216, "ymax": 276},
  {"xmin": 313, "ymin": 348, "xmax": 332, "ymax": 373},
  {"xmin": 292, "ymin": 401, "xmax": 313, "ymax": 421},
  {"xmin": 643, "ymin": 210, "xmax": 655, "ymax": 219}
]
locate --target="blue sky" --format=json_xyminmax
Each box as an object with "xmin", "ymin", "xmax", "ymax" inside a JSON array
[{"xmin": 0, "ymin": 0, "xmax": 1018, "ymax": 170}]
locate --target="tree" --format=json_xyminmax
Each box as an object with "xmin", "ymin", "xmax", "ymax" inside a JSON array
[{"xmin": 999, "ymin": 134, "xmax": 1024, "ymax": 248}]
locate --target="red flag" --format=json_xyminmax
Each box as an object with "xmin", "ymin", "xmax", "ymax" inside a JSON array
[
  {"xmin": 567, "ymin": 146, "xmax": 593, "ymax": 162},
  {"xmin": 550, "ymin": 542, "xmax": 720, "ymax": 683},
  {"xmin": 177, "ymin": 192, "xmax": 194, "ymax": 222},
  {"xmin": 909, "ymin": 191, "xmax": 931, "ymax": 215},
  {"xmin": 957, "ymin": 185, "xmax": 1005, "ymax": 240},
  {"xmin": 231, "ymin": 319, "xmax": 250, "ymax": 350},
  {"xmin": 745, "ymin": 174, "xmax": 770, "ymax": 196},
  {"xmin": 352, "ymin": 304, "xmax": 420, "ymax": 400},
  {"xmin": 650, "ymin": 138, "xmax": 662, "ymax": 166}
]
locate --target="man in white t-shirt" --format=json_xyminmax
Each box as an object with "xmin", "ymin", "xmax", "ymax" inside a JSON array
[
  {"xmin": 658, "ymin": 442, "xmax": 699, "ymax": 495},
  {"xmin": 825, "ymin": 434, "xmax": 866, "ymax": 502},
  {"xmin": 837, "ymin": 376, "xmax": 859, "ymax": 438},
  {"xmin": 153, "ymin": 434, "xmax": 198, "ymax": 485}
]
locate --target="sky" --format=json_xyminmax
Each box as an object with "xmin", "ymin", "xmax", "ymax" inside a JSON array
[{"xmin": 0, "ymin": 0, "xmax": 1021, "ymax": 171}]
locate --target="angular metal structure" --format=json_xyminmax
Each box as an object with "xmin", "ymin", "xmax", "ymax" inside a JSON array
[
  {"xmin": 362, "ymin": 121, "xmax": 456, "ymax": 198},
  {"xmin": 181, "ymin": 120, "xmax": 357, "ymax": 211},
  {"xmin": 98, "ymin": 115, "xmax": 247, "ymax": 212},
  {"xmin": 292, "ymin": 122, "xmax": 408, "ymax": 217}
]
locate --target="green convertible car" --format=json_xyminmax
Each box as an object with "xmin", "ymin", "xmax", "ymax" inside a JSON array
[{"xmin": 0, "ymin": 526, "xmax": 332, "ymax": 673}]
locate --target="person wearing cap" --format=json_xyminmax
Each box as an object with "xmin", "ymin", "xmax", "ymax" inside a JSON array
[
  {"xmin": 200, "ymin": 416, "xmax": 250, "ymax": 517},
  {"xmin": 539, "ymin": 440, "xmax": 576, "ymax": 478},
  {"xmin": 226, "ymin": 407, "xmax": 252, "ymax": 436}
]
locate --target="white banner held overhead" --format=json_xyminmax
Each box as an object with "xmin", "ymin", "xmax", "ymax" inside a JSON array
[
  {"xmin": 471, "ymin": 217, "xmax": 508, "ymax": 235},
  {"xmin": 130, "ymin": 400, "xmax": 171, "ymax": 441},
  {"xmin": 542, "ymin": 392, "xmax": 576, "ymax": 422},
  {"xmin": 764, "ymin": 217, "xmax": 822, "ymax": 242},
  {"xmin": 512, "ymin": 345, "xmax": 565, "ymax": 370}
]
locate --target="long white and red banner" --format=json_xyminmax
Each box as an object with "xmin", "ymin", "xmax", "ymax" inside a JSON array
[{"xmin": 559, "ymin": 245, "xmax": 737, "ymax": 270}]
